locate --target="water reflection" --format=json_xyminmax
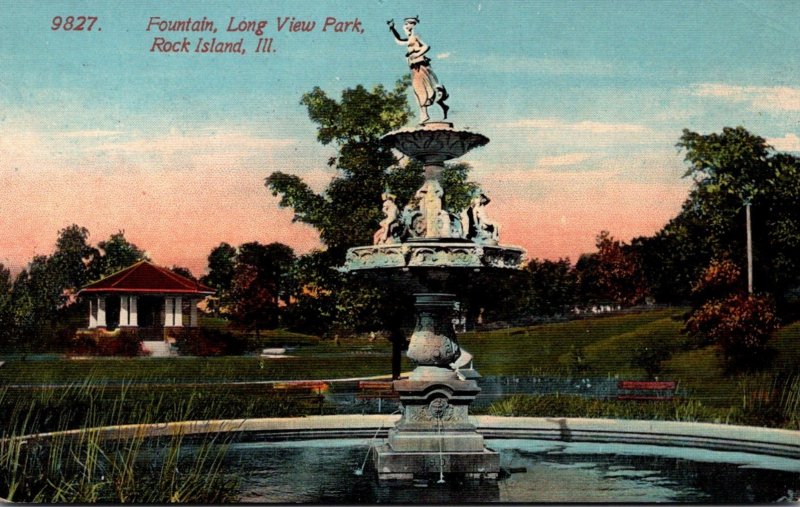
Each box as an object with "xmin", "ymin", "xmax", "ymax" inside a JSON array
[{"xmin": 216, "ymin": 438, "xmax": 799, "ymax": 503}]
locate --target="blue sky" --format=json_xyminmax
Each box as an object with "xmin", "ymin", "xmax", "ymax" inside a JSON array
[{"xmin": 1, "ymin": 0, "xmax": 799, "ymax": 274}]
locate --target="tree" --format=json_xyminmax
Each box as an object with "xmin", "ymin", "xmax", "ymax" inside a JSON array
[
  {"xmin": 265, "ymin": 78, "xmax": 477, "ymax": 338},
  {"xmin": 229, "ymin": 242, "xmax": 295, "ymax": 337},
  {"xmin": 200, "ymin": 242, "xmax": 237, "ymax": 316},
  {"xmin": 51, "ymin": 224, "xmax": 100, "ymax": 291},
  {"xmin": 10, "ymin": 256, "xmax": 64, "ymax": 351},
  {"xmin": 576, "ymin": 231, "xmax": 646, "ymax": 306},
  {"xmin": 93, "ymin": 231, "xmax": 149, "ymax": 277},
  {"xmin": 684, "ymin": 258, "xmax": 779, "ymax": 371},
  {"xmin": 674, "ymin": 127, "xmax": 800, "ymax": 301},
  {"xmin": 525, "ymin": 258, "xmax": 578, "ymax": 316},
  {"xmin": 0, "ymin": 264, "xmax": 14, "ymax": 349},
  {"xmin": 170, "ymin": 266, "xmax": 196, "ymax": 281}
]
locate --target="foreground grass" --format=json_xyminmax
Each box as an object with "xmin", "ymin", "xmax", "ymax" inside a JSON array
[{"xmin": 0, "ymin": 378, "xmax": 311, "ymax": 502}]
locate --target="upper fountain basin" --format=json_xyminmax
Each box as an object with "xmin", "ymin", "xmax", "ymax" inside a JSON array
[{"xmin": 382, "ymin": 123, "xmax": 490, "ymax": 165}]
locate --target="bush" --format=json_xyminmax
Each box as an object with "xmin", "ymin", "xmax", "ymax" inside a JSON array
[
  {"xmin": 632, "ymin": 336, "xmax": 673, "ymax": 378},
  {"xmin": 685, "ymin": 293, "xmax": 779, "ymax": 371},
  {"xmin": 172, "ymin": 328, "xmax": 248, "ymax": 356},
  {"xmin": 485, "ymin": 394, "xmax": 736, "ymax": 423},
  {"xmin": 69, "ymin": 329, "xmax": 147, "ymax": 357}
]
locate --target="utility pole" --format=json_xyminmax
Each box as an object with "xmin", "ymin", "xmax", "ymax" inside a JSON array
[{"xmin": 745, "ymin": 201, "xmax": 753, "ymax": 294}]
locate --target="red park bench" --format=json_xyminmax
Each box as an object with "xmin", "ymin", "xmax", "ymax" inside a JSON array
[
  {"xmin": 271, "ymin": 381, "xmax": 329, "ymax": 413},
  {"xmin": 356, "ymin": 380, "xmax": 398, "ymax": 413},
  {"xmin": 617, "ymin": 380, "xmax": 677, "ymax": 401},
  {"xmin": 356, "ymin": 380, "xmax": 398, "ymax": 400}
]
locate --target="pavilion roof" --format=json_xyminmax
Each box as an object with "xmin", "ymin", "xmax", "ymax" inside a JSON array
[{"xmin": 78, "ymin": 261, "xmax": 215, "ymax": 296}]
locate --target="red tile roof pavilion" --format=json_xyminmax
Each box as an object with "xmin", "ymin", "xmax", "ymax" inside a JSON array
[{"xmin": 78, "ymin": 260, "xmax": 215, "ymax": 296}]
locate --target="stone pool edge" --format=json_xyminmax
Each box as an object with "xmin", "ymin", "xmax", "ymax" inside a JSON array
[{"xmin": 4, "ymin": 415, "xmax": 798, "ymax": 459}]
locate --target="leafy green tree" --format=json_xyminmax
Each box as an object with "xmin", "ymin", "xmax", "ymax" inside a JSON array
[
  {"xmin": 10, "ymin": 256, "xmax": 64, "ymax": 351},
  {"xmin": 0, "ymin": 264, "xmax": 14, "ymax": 349},
  {"xmin": 201, "ymin": 243, "xmax": 237, "ymax": 292},
  {"xmin": 170, "ymin": 266, "xmax": 196, "ymax": 281},
  {"xmin": 229, "ymin": 242, "xmax": 295, "ymax": 337},
  {"xmin": 50, "ymin": 224, "xmax": 100, "ymax": 291},
  {"xmin": 526, "ymin": 258, "xmax": 578, "ymax": 316},
  {"xmin": 666, "ymin": 127, "xmax": 799, "ymax": 300},
  {"xmin": 632, "ymin": 127, "xmax": 800, "ymax": 306},
  {"xmin": 265, "ymin": 78, "xmax": 477, "ymax": 339},
  {"xmin": 93, "ymin": 231, "xmax": 149, "ymax": 277},
  {"xmin": 200, "ymin": 242, "xmax": 238, "ymax": 316}
]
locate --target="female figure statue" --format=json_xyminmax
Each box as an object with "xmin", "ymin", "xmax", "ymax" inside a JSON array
[
  {"xmin": 388, "ymin": 16, "xmax": 449, "ymax": 123},
  {"xmin": 373, "ymin": 192, "xmax": 400, "ymax": 244}
]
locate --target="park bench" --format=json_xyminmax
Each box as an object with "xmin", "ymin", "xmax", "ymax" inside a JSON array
[
  {"xmin": 271, "ymin": 381, "xmax": 329, "ymax": 413},
  {"xmin": 617, "ymin": 380, "xmax": 677, "ymax": 401},
  {"xmin": 356, "ymin": 380, "xmax": 398, "ymax": 413},
  {"xmin": 356, "ymin": 380, "xmax": 398, "ymax": 399}
]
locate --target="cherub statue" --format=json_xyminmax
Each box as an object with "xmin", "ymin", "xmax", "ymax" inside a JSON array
[
  {"xmin": 388, "ymin": 16, "xmax": 449, "ymax": 123},
  {"xmin": 465, "ymin": 192, "xmax": 500, "ymax": 244},
  {"xmin": 373, "ymin": 192, "xmax": 400, "ymax": 244}
]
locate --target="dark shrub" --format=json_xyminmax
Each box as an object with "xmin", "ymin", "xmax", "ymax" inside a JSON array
[{"xmin": 172, "ymin": 328, "xmax": 248, "ymax": 356}]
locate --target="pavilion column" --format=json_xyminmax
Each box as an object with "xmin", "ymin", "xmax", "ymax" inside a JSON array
[
  {"xmin": 89, "ymin": 299, "xmax": 97, "ymax": 329},
  {"xmin": 119, "ymin": 296, "xmax": 129, "ymax": 326},
  {"xmin": 164, "ymin": 297, "xmax": 174, "ymax": 326},
  {"xmin": 97, "ymin": 296, "xmax": 107, "ymax": 328},
  {"xmin": 190, "ymin": 299, "xmax": 199, "ymax": 327},
  {"xmin": 129, "ymin": 296, "xmax": 138, "ymax": 327},
  {"xmin": 174, "ymin": 296, "xmax": 183, "ymax": 327}
]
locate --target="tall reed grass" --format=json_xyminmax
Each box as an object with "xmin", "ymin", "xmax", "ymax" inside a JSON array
[{"xmin": 0, "ymin": 375, "xmax": 306, "ymax": 502}]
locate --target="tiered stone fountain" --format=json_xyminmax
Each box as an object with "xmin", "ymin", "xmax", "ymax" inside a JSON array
[
  {"xmin": 343, "ymin": 123, "xmax": 525, "ymax": 481},
  {"xmin": 342, "ymin": 16, "xmax": 525, "ymax": 482}
]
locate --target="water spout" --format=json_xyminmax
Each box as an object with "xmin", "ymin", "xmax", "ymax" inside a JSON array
[
  {"xmin": 355, "ymin": 411, "xmax": 400, "ymax": 476},
  {"xmin": 437, "ymin": 416, "xmax": 446, "ymax": 484}
]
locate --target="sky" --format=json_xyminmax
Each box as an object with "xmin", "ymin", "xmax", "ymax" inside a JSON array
[{"xmin": 1, "ymin": 0, "xmax": 799, "ymax": 277}]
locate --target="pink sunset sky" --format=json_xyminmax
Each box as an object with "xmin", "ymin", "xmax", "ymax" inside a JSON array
[{"xmin": 0, "ymin": 121, "xmax": 694, "ymax": 276}]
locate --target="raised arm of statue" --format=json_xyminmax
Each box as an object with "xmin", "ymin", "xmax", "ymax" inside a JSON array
[{"xmin": 387, "ymin": 19, "xmax": 408, "ymax": 44}]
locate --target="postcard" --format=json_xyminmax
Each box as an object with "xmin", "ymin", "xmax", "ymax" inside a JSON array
[{"xmin": 0, "ymin": 1, "xmax": 798, "ymax": 503}]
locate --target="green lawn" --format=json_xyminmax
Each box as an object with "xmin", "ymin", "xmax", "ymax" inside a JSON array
[
  {"xmin": 1, "ymin": 307, "xmax": 798, "ymax": 417},
  {"xmin": 458, "ymin": 308, "xmax": 684, "ymax": 376}
]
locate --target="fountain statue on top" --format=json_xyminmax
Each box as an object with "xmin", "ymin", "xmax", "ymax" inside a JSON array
[
  {"xmin": 388, "ymin": 16, "xmax": 449, "ymax": 124},
  {"xmin": 342, "ymin": 17, "xmax": 525, "ymax": 482}
]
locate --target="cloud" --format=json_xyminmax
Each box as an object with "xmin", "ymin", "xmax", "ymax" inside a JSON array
[
  {"xmin": 536, "ymin": 153, "xmax": 592, "ymax": 167},
  {"xmin": 692, "ymin": 83, "xmax": 800, "ymax": 112},
  {"xmin": 503, "ymin": 118, "xmax": 649, "ymax": 134},
  {"xmin": 482, "ymin": 56, "xmax": 615, "ymax": 76},
  {"xmin": 768, "ymin": 133, "xmax": 800, "ymax": 152},
  {"xmin": 93, "ymin": 131, "xmax": 295, "ymax": 155},
  {"xmin": 58, "ymin": 130, "xmax": 125, "ymax": 138}
]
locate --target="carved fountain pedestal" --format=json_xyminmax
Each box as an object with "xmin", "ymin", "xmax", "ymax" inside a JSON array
[
  {"xmin": 373, "ymin": 293, "xmax": 498, "ymax": 480},
  {"xmin": 343, "ymin": 123, "xmax": 525, "ymax": 481}
]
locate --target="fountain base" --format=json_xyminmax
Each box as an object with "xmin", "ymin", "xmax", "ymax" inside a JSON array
[
  {"xmin": 371, "ymin": 374, "xmax": 500, "ymax": 481},
  {"xmin": 372, "ymin": 444, "xmax": 500, "ymax": 481}
]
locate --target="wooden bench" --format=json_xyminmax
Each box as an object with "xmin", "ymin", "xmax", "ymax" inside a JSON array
[
  {"xmin": 617, "ymin": 380, "xmax": 677, "ymax": 401},
  {"xmin": 272, "ymin": 380, "xmax": 329, "ymax": 393},
  {"xmin": 356, "ymin": 380, "xmax": 398, "ymax": 413},
  {"xmin": 271, "ymin": 381, "xmax": 329, "ymax": 413},
  {"xmin": 356, "ymin": 381, "xmax": 398, "ymax": 399}
]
